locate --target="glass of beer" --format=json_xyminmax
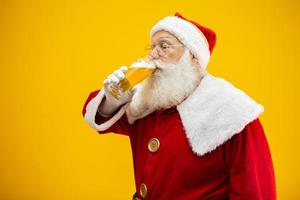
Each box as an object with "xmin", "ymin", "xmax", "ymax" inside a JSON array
[{"xmin": 108, "ymin": 57, "xmax": 156, "ymax": 99}]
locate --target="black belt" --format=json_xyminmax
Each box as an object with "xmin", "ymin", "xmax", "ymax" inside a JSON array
[{"xmin": 132, "ymin": 192, "xmax": 141, "ymax": 200}]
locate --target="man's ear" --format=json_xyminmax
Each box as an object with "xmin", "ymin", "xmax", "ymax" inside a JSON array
[{"xmin": 190, "ymin": 53, "xmax": 199, "ymax": 65}]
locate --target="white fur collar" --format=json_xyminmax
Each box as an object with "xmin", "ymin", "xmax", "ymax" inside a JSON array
[
  {"xmin": 176, "ymin": 73, "xmax": 264, "ymax": 156},
  {"xmin": 84, "ymin": 73, "xmax": 264, "ymax": 156}
]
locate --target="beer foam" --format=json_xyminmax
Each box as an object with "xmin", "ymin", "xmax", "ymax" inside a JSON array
[{"xmin": 130, "ymin": 59, "xmax": 156, "ymax": 69}]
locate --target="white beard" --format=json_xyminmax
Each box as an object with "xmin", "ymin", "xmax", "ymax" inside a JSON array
[{"xmin": 125, "ymin": 48, "xmax": 206, "ymax": 122}]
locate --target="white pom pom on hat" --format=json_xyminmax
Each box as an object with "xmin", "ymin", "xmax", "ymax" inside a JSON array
[{"xmin": 150, "ymin": 12, "xmax": 217, "ymax": 69}]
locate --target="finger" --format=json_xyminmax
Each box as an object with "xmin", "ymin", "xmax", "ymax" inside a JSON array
[
  {"xmin": 119, "ymin": 66, "xmax": 128, "ymax": 73},
  {"xmin": 103, "ymin": 78, "xmax": 112, "ymax": 85},
  {"xmin": 113, "ymin": 70, "xmax": 125, "ymax": 80},
  {"xmin": 108, "ymin": 74, "xmax": 119, "ymax": 83}
]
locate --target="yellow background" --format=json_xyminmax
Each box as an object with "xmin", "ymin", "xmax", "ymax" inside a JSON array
[{"xmin": 1, "ymin": 0, "xmax": 299, "ymax": 199}]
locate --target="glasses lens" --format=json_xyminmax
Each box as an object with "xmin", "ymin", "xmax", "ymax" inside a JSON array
[{"xmin": 144, "ymin": 44, "xmax": 152, "ymax": 51}]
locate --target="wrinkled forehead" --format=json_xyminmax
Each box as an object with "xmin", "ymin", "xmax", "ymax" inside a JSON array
[{"xmin": 151, "ymin": 30, "xmax": 182, "ymax": 44}]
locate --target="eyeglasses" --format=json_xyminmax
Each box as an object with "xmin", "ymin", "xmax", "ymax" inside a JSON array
[{"xmin": 144, "ymin": 41, "xmax": 184, "ymax": 56}]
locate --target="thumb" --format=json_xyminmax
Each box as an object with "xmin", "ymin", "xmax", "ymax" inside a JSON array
[
  {"xmin": 131, "ymin": 84, "xmax": 141, "ymax": 95},
  {"xmin": 124, "ymin": 84, "xmax": 140, "ymax": 100}
]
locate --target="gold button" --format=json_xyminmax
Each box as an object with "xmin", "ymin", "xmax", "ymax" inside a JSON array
[
  {"xmin": 140, "ymin": 183, "xmax": 147, "ymax": 198},
  {"xmin": 148, "ymin": 138, "xmax": 160, "ymax": 153}
]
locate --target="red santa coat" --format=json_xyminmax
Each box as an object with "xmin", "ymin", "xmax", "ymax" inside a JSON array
[{"xmin": 82, "ymin": 73, "xmax": 276, "ymax": 200}]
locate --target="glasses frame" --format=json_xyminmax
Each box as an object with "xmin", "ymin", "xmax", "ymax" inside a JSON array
[{"xmin": 144, "ymin": 41, "xmax": 184, "ymax": 56}]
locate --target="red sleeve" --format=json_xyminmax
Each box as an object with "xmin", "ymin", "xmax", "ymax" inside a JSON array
[
  {"xmin": 82, "ymin": 89, "xmax": 131, "ymax": 136},
  {"xmin": 223, "ymin": 118, "xmax": 277, "ymax": 200}
]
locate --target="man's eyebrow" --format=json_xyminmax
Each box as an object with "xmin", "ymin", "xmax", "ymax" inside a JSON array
[
  {"xmin": 159, "ymin": 36, "xmax": 172, "ymax": 39},
  {"xmin": 151, "ymin": 37, "xmax": 173, "ymax": 45},
  {"xmin": 158, "ymin": 37, "xmax": 173, "ymax": 41}
]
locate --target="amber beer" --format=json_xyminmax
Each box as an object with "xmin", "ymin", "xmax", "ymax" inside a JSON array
[{"xmin": 108, "ymin": 58, "xmax": 156, "ymax": 99}]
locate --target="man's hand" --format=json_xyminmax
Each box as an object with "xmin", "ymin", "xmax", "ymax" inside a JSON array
[{"xmin": 99, "ymin": 66, "xmax": 137, "ymax": 116}]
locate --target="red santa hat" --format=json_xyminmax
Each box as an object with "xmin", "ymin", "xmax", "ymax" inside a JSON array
[{"xmin": 150, "ymin": 12, "xmax": 216, "ymax": 69}]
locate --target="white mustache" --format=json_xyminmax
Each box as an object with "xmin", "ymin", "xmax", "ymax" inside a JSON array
[{"xmin": 151, "ymin": 59, "xmax": 178, "ymax": 71}]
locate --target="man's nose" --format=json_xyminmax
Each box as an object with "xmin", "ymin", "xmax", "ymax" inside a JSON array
[{"xmin": 149, "ymin": 48, "xmax": 160, "ymax": 60}]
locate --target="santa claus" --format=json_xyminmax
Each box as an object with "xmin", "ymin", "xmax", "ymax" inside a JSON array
[{"xmin": 82, "ymin": 12, "xmax": 276, "ymax": 200}]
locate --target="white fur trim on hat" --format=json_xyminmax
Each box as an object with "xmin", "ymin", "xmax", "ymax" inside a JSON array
[{"xmin": 150, "ymin": 16, "xmax": 210, "ymax": 69}]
